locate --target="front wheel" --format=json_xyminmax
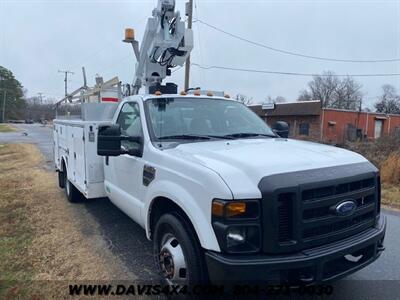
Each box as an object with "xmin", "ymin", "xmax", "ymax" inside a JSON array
[{"xmin": 153, "ymin": 213, "xmax": 208, "ymax": 285}]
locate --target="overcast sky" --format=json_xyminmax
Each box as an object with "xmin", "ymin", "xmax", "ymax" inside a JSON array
[{"xmin": 1, "ymin": 0, "xmax": 399, "ymax": 108}]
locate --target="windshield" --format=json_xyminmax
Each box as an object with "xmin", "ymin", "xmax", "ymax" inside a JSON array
[{"xmin": 145, "ymin": 97, "xmax": 276, "ymax": 141}]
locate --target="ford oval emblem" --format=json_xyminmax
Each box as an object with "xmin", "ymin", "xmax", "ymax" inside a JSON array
[{"xmin": 335, "ymin": 200, "xmax": 357, "ymax": 216}]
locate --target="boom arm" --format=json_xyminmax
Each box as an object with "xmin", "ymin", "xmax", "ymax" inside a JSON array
[{"xmin": 124, "ymin": 0, "xmax": 193, "ymax": 94}]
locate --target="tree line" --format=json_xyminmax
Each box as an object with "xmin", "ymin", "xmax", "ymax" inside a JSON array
[
  {"xmin": 297, "ymin": 71, "xmax": 400, "ymax": 114},
  {"xmin": 235, "ymin": 70, "xmax": 400, "ymax": 115},
  {"xmin": 0, "ymin": 66, "xmax": 56, "ymax": 122}
]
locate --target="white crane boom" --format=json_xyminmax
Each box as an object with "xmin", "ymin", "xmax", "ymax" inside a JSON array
[{"xmin": 124, "ymin": 0, "xmax": 193, "ymax": 95}]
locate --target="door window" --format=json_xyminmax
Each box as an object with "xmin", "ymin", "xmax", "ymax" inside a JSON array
[{"xmin": 116, "ymin": 102, "xmax": 143, "ymax": 151}]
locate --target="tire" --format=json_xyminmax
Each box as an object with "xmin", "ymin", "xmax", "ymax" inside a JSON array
[
  {"xmin": 64, "ymin": 168, "xmax": 81, "ymax": 203},
  {"xmin": 153, "ymin": 213, "xmax": 208, "ymax": 285},
  {"xmin": 58, "ymin": 170, "xmax": 65, "ymax": 188}
]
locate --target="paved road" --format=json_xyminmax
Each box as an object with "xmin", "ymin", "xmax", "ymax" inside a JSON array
[{"xmin": 1, "ymin": 124, "xmax": 399, "ymax": 298}]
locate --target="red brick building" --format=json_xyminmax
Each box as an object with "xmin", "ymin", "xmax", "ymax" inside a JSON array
[{"xmin": 249, "ymin": 101, "xmax": 400, "ymax": 144}]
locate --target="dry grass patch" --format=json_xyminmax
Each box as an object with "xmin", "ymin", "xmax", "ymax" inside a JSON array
[
  {"xmin": 381, "ymin": 184, "xmax": 400, "ymax": 210},
  {"xmin": 0, "ymin": 144, "xmax": 126, "ymax": 299},
  {"xmin": 0, "ymin": 124, "xmax": 16, "ymax": 132},
  {"xmin": 381, "ymin": 152, "xmax": 400, "ymax": 186}
]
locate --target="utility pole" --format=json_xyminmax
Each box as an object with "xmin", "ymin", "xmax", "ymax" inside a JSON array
[
  {"xmin": 38, "ymin": 92, "xmax": 44, "ymax": 104},
  {"xmin": 0, "ymin": 75, "xmax": 5, "ymax": 123},
  {"xmin": 184, "ymin": 0, "xmax": 193, "ymax": 91},
  {"xmin": 58, "ymin": 70, "xmax": 74, "ymax": 97},
  {"xmin": 1, "ymin": 90, "xmax": 6, "ymax": 123}
]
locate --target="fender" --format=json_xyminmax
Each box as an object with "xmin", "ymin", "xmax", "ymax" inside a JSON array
[
  {"xmin": 60, "ymin": 155, "xmax": 68, "ymax": 172},
  {"xmin": 144, "ymin": 179, "xmax": 221, "ymax": 252}
]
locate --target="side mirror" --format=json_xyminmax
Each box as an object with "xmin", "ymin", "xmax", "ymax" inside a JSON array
[
  {"xmin": 272, "ymin": 121, "xmax": 289, "ymax": 138},
  {"xmin": 97, "ymin": 124, "xmax": 144, "ymax": 157},
  {"xmin": 97, "ymin": 124, "xmax": 123, "ymax": 156}
]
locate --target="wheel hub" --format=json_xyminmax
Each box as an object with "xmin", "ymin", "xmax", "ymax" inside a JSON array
[{"xmin": 159, "ymin": 236, "xmax": 187, "ymax": 283}]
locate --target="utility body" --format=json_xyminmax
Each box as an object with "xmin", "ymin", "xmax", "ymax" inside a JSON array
[{"xmin": 53, "ymin": 0, "xmax": 385, "ymax": 285}]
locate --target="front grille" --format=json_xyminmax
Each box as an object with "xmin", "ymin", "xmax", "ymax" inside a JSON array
[
  {"xmin": 302, "ymin": 194, "xmax": 375, "ymax": 220},
  {"xmin": 303, "ymin": 211, "xmax": 374, "ymax": 239},
  {"xmin": 260, "ymin": 163, "xmax": 379, "ymax": 254},
  {"xmin": 302, "ymin": 177, "xmax": 375, "ymax": 201},
  {"xmin": 299, "ymin": 178, "xmax": 377, "ymax": 246},
  {"xmin": 275, "ymin": 176, "xmax": 377, "ymax": 252}
]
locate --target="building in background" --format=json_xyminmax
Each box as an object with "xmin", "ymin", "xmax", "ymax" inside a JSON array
[{"xmin": 249, "ymin": 101, "xmax": 400, "ymax": 144}]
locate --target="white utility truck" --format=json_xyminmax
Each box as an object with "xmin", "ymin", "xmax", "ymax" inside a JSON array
[{"xmin": 54, "ymin": 0, "xmax": 385, "ymax": 285}]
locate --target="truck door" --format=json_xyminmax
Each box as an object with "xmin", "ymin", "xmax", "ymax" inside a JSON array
[{"xmin": 105, "ymin": 101, "xmax": 145, "ymax": 224}]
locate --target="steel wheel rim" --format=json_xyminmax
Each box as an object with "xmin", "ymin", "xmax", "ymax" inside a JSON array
[{"xmin": 159, "ymin": 234, "xmax": 188, "ymax": 284}]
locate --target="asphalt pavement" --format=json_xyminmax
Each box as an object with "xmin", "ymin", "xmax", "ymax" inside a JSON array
[{"xmin": 1, "ymin": 123, "xmax": 399, "ymax": 299}]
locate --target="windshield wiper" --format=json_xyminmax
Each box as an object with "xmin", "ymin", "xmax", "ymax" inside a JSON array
[
  {"xmin": 158, "ymin": 134, "xmax": 212, "ymax": 140},
  {"xmin": 158, "ymin": 134, "xmax": 236, "ymax": 141},
  {"xmin": 223, "ymin": 133, "xmax": 277, "ymax": 139}
]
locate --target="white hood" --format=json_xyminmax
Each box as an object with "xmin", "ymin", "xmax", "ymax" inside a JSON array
[{"xmin": 166, "ymin": 138, "xmax": 369, "ymax": 199}]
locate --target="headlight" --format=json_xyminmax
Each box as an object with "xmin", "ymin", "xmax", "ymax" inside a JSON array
[{"xmin": 212, "ymin": 199, "xmax": 261, "ymax": 253}]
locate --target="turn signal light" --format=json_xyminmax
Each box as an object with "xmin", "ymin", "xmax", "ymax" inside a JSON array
[
  {"xmin": 212, "ymin": 199, "xmax": 260, "ymax": 219},
  {"xmin": 212, "ymin": 201, "xmax": 224, "ymax": 217},
  {"xmin": 212, "ymin": 200, "xmax": 246, "ymax": 218}
]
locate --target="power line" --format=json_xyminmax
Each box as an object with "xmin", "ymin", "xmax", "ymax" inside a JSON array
[
  {"xmin": 191, "ymin": 63, "xmax": 400, "ymax": 77},
  {"xmin": 196, "ymin": 19, "xmax": 400, "ymax": 63}
]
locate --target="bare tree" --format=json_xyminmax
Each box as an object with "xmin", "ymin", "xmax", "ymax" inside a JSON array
[
  {"xmin": 297, "ymin": 90, "xmax": 313, "ymax": 102},
  {"xmin": 332, "ymin": 77, "xmax": 362, "ymax": 110},
  {"xmin": 265, "ymin": 95, "xmax": 287, "ymax": 103},
  {"xmin": 24, "ymin": 96, "xmax": 57, "ymax": 121},
  {"xmin": 374, "ymin": 84, "xmax": 400, "ymax": 114},
  {"xmin": 297, "ymin": 71, "xmax": 363, "ymax": 109},
  {"xmin": 235, "ymin": 93, "xmax": 253, "ymax": 105}
]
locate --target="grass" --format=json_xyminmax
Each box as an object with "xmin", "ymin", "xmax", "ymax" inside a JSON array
[
  {"xmin": 382, "ymin": 184, "xmax": 400, "ymax": 210},
  {"xmin": 0, "ymin": 144, "xmax": 38, "ymax": 297},
  {"xmin": 0, "ymin": 144, "xmax": 127, "ymax": 298},
  {"xmin": 0, "ymin": 124, "xmax": 16, "ymax": 132}
]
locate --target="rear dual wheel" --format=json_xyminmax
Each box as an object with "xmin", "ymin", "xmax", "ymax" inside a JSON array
[{"xmin": 60, "ymin": 168, "xmax": 81, "ymax": 203}]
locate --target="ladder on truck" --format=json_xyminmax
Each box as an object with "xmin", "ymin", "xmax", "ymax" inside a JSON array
[{"xmin": 55, "ymin": 70, "xmax": 122, "ymax": 121}]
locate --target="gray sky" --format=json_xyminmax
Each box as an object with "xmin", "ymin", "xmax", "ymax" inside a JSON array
[{"xmin": 1, "ymin": 0, "xmax": 399, "ymax": 108}]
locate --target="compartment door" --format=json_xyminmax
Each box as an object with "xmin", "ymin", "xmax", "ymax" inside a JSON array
[{"xmin": 73, "ymin": 127, "xmax": 86, "ymax": 190}]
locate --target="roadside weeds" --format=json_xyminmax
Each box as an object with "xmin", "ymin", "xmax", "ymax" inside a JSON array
[
  {"xmin": 0, "ymin": 144, "xmax": 131, "ymax": 299},
  {"xmin": 381, "ymin": 184, "xmax": 400, "ymax": 210},
  {"xmin": 0, "ymin": 124, "xmax": 16, "ymax": 133}
]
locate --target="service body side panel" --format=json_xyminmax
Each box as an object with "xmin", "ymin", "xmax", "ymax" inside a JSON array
[{"xmin": 53, "ymin": 119, "xmax": 109, "ymax": 199}]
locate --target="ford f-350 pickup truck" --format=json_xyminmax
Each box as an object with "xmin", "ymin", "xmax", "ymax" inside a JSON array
[{"xmin": 54, "ymin": 94, "xmax": 386, "ymax": 285}]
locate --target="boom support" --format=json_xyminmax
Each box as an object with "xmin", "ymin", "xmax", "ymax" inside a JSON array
[{"xmin": 124, "ymin": 0, "xmax": 193, "ymax": 94}]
